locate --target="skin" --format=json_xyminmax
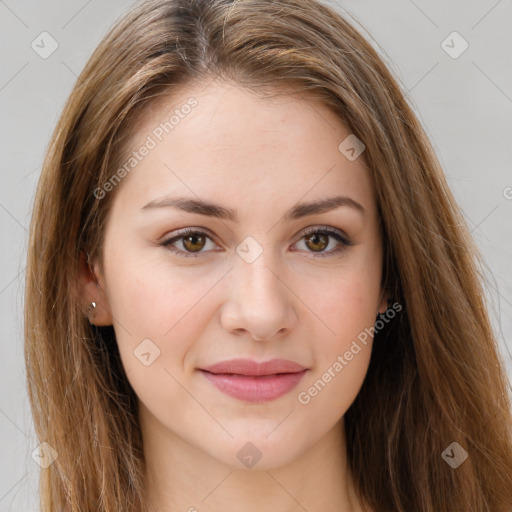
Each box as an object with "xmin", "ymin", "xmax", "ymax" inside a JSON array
[{"xmin": 80, "ymin": 77, "xmax": 387, "ymax": 512}]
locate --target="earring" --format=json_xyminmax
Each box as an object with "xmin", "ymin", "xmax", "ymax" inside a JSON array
[
  {"xmin": 86, "ymin": 301, "xmax": 97, "ymax": 322},
  {"xmin": 376, "ymin": 298, "xmax": 394, "ymax": 320}
]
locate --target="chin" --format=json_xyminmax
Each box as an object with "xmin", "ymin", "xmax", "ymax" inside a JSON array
[{"xmin": 203, "ymin": 433, "xmax": 308, "ymax": 471}]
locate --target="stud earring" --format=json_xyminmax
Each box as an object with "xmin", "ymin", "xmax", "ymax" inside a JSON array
[
  {"xmin": 376, "ymin": 297, "xmax": 394, "ymax": 320},
  {"xmin": 86, "ymin": 301, "xmax": 97, "ymax": 322}
]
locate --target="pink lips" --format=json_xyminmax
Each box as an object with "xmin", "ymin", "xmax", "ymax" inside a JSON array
[{"xmin": 199, "ymin": 358, "xmax": 308, "ymax": 403}]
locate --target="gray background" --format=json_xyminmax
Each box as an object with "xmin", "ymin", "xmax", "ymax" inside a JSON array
[{"xmin": 1, "ymin": 0, "xmax": 511, "ymax": 509}]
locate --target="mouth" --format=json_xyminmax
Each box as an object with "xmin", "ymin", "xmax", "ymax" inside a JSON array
[{"xmin": 198, "ymin": 358, "xmax": 308, "ymax": 403}]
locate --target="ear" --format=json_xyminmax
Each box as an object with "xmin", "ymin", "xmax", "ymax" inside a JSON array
[
  {"xmin": 77, "ymin": 250, "xmax": 113, "ymax": 326},
  {"xmin": 377, "ymin": 288, "xmax": 390, "ymax": 315}
]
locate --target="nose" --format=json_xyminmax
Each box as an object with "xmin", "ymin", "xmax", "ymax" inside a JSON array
[{"xmin": 220, "ymin": 252, "xmax": 297, "ymax": 342}]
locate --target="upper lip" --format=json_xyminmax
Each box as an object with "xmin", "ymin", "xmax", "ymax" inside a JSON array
[{"xmin": 200, "ymin": 358, "xmax": 307, "ymax": 376}]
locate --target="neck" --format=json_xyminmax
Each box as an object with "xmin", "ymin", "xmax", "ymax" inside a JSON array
[{"xmin": 139, "ymin": 402, "xmax": 365, "ymax": 512}]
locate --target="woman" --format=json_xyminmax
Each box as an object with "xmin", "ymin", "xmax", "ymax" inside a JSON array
[{"xmin": 24, "ymin": 0, "xmax": 512, "ymax": 510}]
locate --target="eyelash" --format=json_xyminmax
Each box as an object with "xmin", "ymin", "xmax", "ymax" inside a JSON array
[{"xmin": 161, "ymin": 226, "xmax": 351, "ymax": 259}]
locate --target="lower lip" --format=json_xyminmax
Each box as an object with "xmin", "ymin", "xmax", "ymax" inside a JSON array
[{"xmin": 200, "ymin": 369, "xmax": 307, "ymax": 403}]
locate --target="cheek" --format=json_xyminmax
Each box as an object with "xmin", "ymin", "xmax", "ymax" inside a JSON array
[
  {"xmin": 309, "ymin": 267, "xmax": 381, "ymax": 350},
  {"xmin": 109, "ymin": 271, "xmax": 213, "ymax": 415},
  {"xmin": 296, "ymin": 341, "xmax": 371, "ymax": 430},
  {"xmin": 105, "ymin": 239, "xmax": 217, "ymax": 336},
  {"xmin": 294, "ymin": 279, "xmax": 377, "ymax": 423},
  {"xmin": 103, "ymin": 249, "xmax": 219, "ymax": 380},
  {"xmin": 294, "ymin": 261, "xmax": 380, "ymax": 411}
]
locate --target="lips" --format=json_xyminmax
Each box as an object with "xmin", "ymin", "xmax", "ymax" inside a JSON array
[
  {"xmin": 199, "ymin": 358, "xmax": 308, "ymax": 403},
  {"xmin": 202, "ymin": 358, "xmax": 307, "ymax": 376}
]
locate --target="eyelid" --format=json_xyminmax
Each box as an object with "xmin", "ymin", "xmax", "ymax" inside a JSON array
[
  {"xmin": 293, "ymin": 225, "xmax": 351, "ymax": 258},
  {"xmin": 161, "ymin": 227, "xmax": 218, "ymax": 258},
  {"xmin": 299, "ymin": 225, "xmax": 350, "ymax": 244}
]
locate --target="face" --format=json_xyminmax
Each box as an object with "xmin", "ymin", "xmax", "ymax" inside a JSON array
[{"xmin": 85, "ymin": 78, "xmax": 387, "ymax": 470}]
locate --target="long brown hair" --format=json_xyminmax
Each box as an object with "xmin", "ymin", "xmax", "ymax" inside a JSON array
[{"xmin": 24, "ymin": 0, "xmax": 512, "ymax": 510}]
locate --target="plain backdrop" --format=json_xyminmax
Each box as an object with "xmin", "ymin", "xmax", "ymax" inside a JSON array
[{"xmin": 1, "ymin": 0, "xmax": 511, "ymax": 510}]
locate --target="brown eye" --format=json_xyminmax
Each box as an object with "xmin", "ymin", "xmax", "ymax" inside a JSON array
[
  {"xmin": 294, "ymin": 227, "xmax": 351, "ymax": 258},
  {"xmin": 182, "ymin": 233, "xmax": 206, "ymax": 252},
  {"xmin": 162, "ymin": 228, "xmax": 216, "ymax": 258},
  {"xmin": 304, "ymin": 232, "xmax": 329, "ymax": 252}
]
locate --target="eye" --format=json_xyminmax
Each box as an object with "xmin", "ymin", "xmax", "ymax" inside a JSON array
[
  {"xmin": 293, "ymin": 226, "xmax": 351, "ymax": 258},
  {"xmin": 161, "ymin": 228, "xmax": 217, "ymax": 258},
  {"xmin": 161, "ymin": 226, "xmax": 351, "ymax": 258}
]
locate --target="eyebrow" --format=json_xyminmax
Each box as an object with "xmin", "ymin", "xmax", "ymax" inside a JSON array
[{"xmin": 141, "ymin": 195, "xmax": 365, "ymax": 221}]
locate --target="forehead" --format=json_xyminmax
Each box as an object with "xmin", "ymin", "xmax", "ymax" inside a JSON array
[{"xmin": 110, "ymin": 78, "xmax": 377, "ymax": 219}]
